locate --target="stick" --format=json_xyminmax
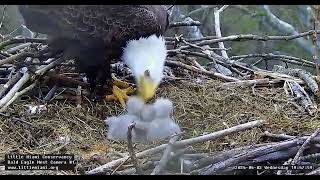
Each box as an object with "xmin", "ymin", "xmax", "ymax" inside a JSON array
[
  {"xmin": 169, "ymin": 21, "xmax": 201, "ymax": 28},
  {"xmin": 0, "ymin": 52, "xmax": 34, "ymax": 66},
  {"xmin": 177, "ymin": 30, "xmax": 320, "ymax": 50},
  {"xmin": 5, "ymin": 43, "xmax": 32, "ymax": 54},
  {"xmin": 151, "ymin": 135, "xmax": 180, "ymax": 175},
  {"xmin": 214, "ymin": 6, "xmax": 229, "ymax": 59},
  {"xmin": 43, "ymin": 84, "xmax": 58, "ymax": 102},
  {"xmin": 306, "ymin": 167, "xmax": 320, "ymax": 175},
  {"xmin": 230, "ymin": 53, "xmax": 315, "ymax": 67},
  {"xmin": 166, "ymin": 60, "xmax": 239, "ymax": 82},
  {"xmin": 198, "ymin": 138, "xmax": 306, "ymax": 175},
  {"xmin": 0, "ymin": 80, "xmax": 38, "ymax": 112},
  {"xmin": 0, "ymin": 71, "xmax": 31, "ymax": 108},
  {"xmin": 0, "ymin": 38, "xmax": 47, "ymax": 50},
  {"xmin": 312, "ymin": 28, "xmax": 319, "ymax": 77},
  {"xmin": 261, "ymin": 131, "xmax": 320, "ymax": 143},
  {"xmin": 186, "ymin": 144, "xmax": 266, "ymax": 173},
  {"xmin": 168, "ymin": 50, "xmax": 254, "ymax": 72},
  {"xmin": 34, "ymin": 58, "xmax": 65, "ymax": 77},
  {"xmin": 262, "ymin": 131, "xmax": 296, "ymax": 140},
  {"xmin": 127, "ymin": 123, "xmax": 143, "ymax": 175},
  {"xmin": 291, "ymin": 128, "xmax": 320, "ymax": 165},
  {"xmin": 217, "ymin": 78, "xmax": 280, "ymax": 90},
  {"xmin": 75, "ymin": 86, "xmax": 82, "ymax": 108},
  {"xmin": 273, "ymin": 65, "xmax": 318, "ymax": 95},
  {"xmin": 86, "ymin": 119, "xmax": 264, "ymax": 175},
  {"xmin": 0, "ymin": 72, "xmax": 21, "ymax": 98}
]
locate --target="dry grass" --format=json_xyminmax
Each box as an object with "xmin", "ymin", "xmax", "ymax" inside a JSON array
[{"xmin": 0, "ymin": 78, "xmax": 319, "ymax": 174}]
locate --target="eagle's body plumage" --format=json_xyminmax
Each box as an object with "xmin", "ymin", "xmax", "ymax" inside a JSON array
[{"xmin": 18, "ymin": 5, "xmax": 169, "ymax": 100}]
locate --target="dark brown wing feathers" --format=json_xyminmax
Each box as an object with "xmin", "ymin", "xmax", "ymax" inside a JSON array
[{"xmin": 19, "ymin": 5, "xmax": 169, "ymax": 50}]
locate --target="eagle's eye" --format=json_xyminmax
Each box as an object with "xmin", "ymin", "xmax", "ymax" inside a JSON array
[{"xmin": 144, "ymin": 70, "xmax": 150, "ymax": 77}]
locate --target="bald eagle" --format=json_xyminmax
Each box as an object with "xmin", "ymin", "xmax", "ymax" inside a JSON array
[{"xmin": 18, "ymin": 5, "xmax": 169, "ymax": 106}]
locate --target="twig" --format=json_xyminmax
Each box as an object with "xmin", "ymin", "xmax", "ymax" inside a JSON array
[
  {"xmin": 6, "ymin": 43, "xmax": 32, "ymax": 54},
  {"xmin": 230, "ymin": 53, "xmax": 315, "ymax": 67},
  {"xmin": 291, "ymin": 128, "xmax": 320, "ymax": 165},
  {"xmin": 214, "ymin": 6, "xmax": 229, "ymax": 59},
  {"xmin": 166, "ymin": 60, "xmax": 239, "ymax": 82},
  {"xmin": 76, "ymin": 86, "xmax": 82, "ymax": 108},
  {"xmin": 299, "ymin": 153, "xmax": 320, "ymax": 162},
  {"xmin": 177, "ymin": 30, "xmax": 320, "ymax": 51},
  {"xmin": 0, "ymin": 38, "xmax": 47, "ymax": 50},
  {"xmin": 127, "ymin": 123, "xmax": 143, "ymax": 175},
  {"xmin": 186, "ymin": 144, "xmax": 265, "ymax": 173},
  {"xmin": 110, "ymin": 157, "xmax": 130, "ymax": 175},
  {"xmin": 273, "ymin": 65, "xmax": 318, "ymax": 95},
  {"xmin": 262, "ymin": 131, "xmax": 296, "ymax": 140},
  {"xmin": 0, "ymin": 72, "xmax": 21, "ymax": 98},
  {"xmin": 217, "ymin": 78, "xmax": 282, "ymax": 90},
  {"xmin": 306, "ymin": 167, "xmax": 320, "ymax": 175},
  {"xmin": 0, "ymin": 52, "xmax": 34, "ymax": 66},
  {"xmin": 114, "ymin": 161, "xmax": 157, "ymax": 175},
  {"xmin": 86, "ymin": 119, "xmax": 264, "ymax": 175},
  {"xmin": 166, "ymin": 36, "xmax": 218, "ymax": 42},
  {"xmin": 0, "ymin": 71, "xmax": 31, "ymax": 109},
  {"xmin": 43, "ymin": 84, "xmax": 58, "ymax": 102},
  {"xmin": 168, "ymin": 50, "xmax": 254, "ymax": 72},
  {"xmin": 34, "ymin": 58, "xmax": 65, "ymax": 77},
  {"xmin": 312, "ymin": 26, "xmax": 319, "ymax": 77},
  {"xmin": 169, "ymin": 21, "xmax": 201, "ymax": 28},
  {"xmin": 261, "ymin": 131, "xmax": 320, "ymax": 143},
  {"xmin": 0, "ymin": 80, "xmax": 38, "ymax": 112},
  {"xmin": 287, "ymin": 81, "xmax": 315, "ymax": 115},
  {"xmin": 197, "ymin": 137, "xmax": 307, "ymax": 175},
  {"xmin": 151, "ymin": 135, "xmax": 180, "ymax": 175}
]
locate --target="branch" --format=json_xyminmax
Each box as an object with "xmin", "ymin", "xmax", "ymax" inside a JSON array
[
  {"xmin": 165, "ymin": 60, "xmax": 239, "ymax": 82},
  {"xmin": 86, "ymin": 119, "xmax": 265, "ymax": 175},
  {"xmin": 0, "ymin": 38, "xmax": 47, "ymax": 50},
  {"xmin": 177, "ymin": 30, "xmax": 320, "ymax": 51},
  {"xmin": 291, "ymin": 128, "xmax": 320, "ymax": 165},
  {"xmin": 261, "ymin": 131, "xmax": 320, "ymax": 143},
  {"xmin": 273, "ymin": 65, "xmax": 318, "ymax": 95},
  {"xmin": 127, "ymin": 123, "xmax": 143, "ymax": 175},
  {"xmin": 217, "ymin": 78, "xmax": 282, "ymax": 90},
  {"xmin": 186, "ymin": 144, "xmax": 265, "ymax": 173},
  {"xmin": 151, "ymin": 135, "xmax": 180, "ymax": 175},
  {"xmin": 0, "ymin": 52, "xmax": 34, "ymax": 66},
  {"xmin": 312, "ymin": 25, "xmax": 319, "ymax": 77},
  {"xmin": 168, "ymin": 50, "xmax": 253, "ymax": 73},
  {"xmin": 0, "ymin": 80, "xmax": 38, "ymax": 112},
  {"xmin": 230, "ymin": 53, "xmax": 315, "ymax": 67},
  {"xmin": 6, "ymin": 43, "xmax": 32, "ymax": 54},
  {"xmin": 0, "ymin": 72, "xmax": 21, "ymax": 98},
  {"xmin": 306, "ymin": 167, "xmax": 320, "ymax": 175},
  {"xmin": 169, "ymin": 21, "xmax": 201, "ymax": 28},
  {"xmin": 197, "ymin": 138, "xmax": 306, "ymax": 175},
  {"xmin": 214, "ymin": 6, "xmax": 229, "ymax": 59},
  {"xmin": 0, "ymin": 71, "xmax": 31, "ymax": 109}
]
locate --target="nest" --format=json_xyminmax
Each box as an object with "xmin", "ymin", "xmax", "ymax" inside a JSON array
[
  {"xmin": 0, "ymin": 76, "xmax": 319, "ymax": 175},
  {"xmin": 0, "ymin": 29, "xmax": 320, "ymax": 175}
]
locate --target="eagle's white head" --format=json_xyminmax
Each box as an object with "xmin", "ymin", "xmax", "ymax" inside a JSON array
[{"xmin": 122, "ymin": 34, "xmax": 167, "ymax": 102}]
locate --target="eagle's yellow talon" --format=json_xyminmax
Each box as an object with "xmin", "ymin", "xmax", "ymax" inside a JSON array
[
  {"xmin": 105, "ymin": 76, "xmax": 136, "ymax": 109},
  {"xmin": 111, "ymin": 73, "xmax": 130, "ymax": 89}
]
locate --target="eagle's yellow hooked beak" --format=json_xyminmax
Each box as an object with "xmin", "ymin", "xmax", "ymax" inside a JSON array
[{"xmin": 138, "ymin": 75, "xmax": 157, "ymax": 102}]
